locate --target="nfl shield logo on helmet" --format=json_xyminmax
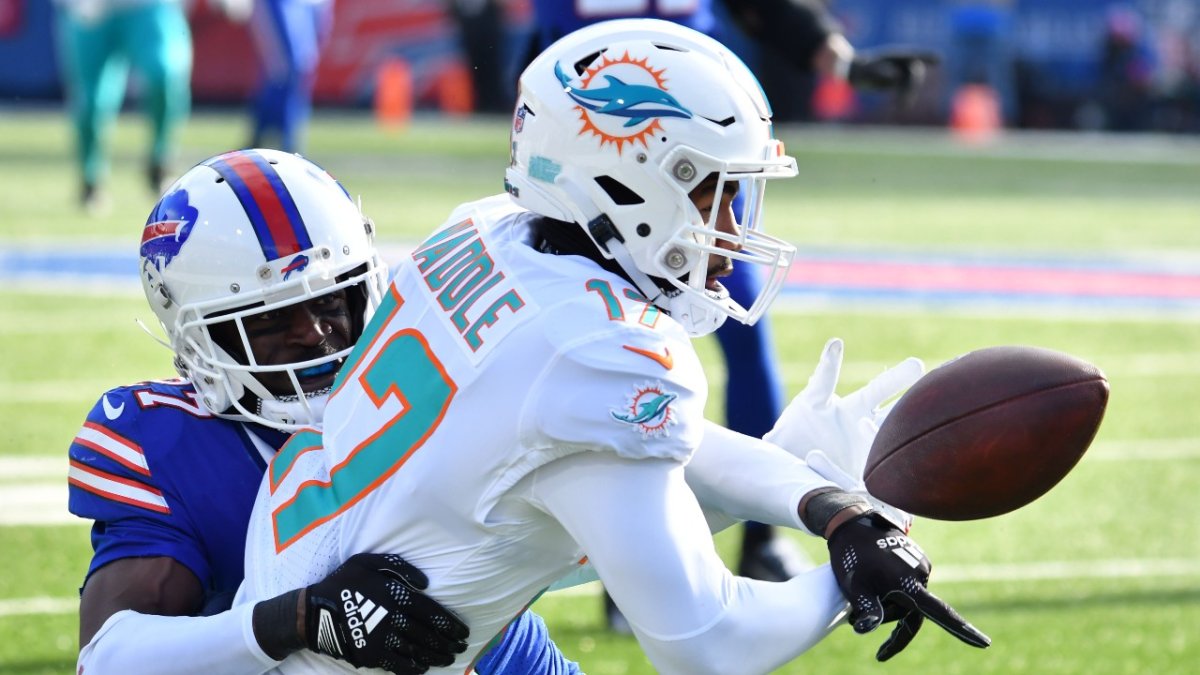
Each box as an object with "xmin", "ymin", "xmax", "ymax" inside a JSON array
[{"xmin": 514, "ymin": 104, "xmax": 528, "ymax": 133}]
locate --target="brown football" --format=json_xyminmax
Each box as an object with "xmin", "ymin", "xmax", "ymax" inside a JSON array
[{"xmin": 864, "ymin": 345, "xmax": 1109, "ymax": 521}]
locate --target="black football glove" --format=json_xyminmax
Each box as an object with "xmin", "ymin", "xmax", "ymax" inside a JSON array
[
  {"xmin": 304, "ymin": 553, "xmax": 469, "ymax": 673},
  {"xmin": 847, "ymin": 46, "xmax": 941, "ymax": 108},
  {"xmin": 253, "ymin": 552, "xmax": 469, "ymax": 674},
  {"xmin": 827, "ymin": 513, "xmax": 990, "ymax": 661}
]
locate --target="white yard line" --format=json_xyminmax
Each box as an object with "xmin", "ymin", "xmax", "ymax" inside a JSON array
[
  {"xmin": 0, "ymin": 597, "xmax": 77, "ymax": 617},
  {"xmin": 0, "ymin": 483, "xmax": 82, "ymax": 526}
]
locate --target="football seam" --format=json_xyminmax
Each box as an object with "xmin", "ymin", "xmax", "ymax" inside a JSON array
[{"xmin": 870, "ymin": 375, "xmax": 1108, "ymax": 478}]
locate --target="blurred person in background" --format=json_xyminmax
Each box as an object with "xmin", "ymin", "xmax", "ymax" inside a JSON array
[
  {"xmin": 1098, "ymin": 5, "xmax": 1159, "ymax": 131},
  {"xmin": 945, "ymin": 0, "xmax": 1017, "ymax": 126},
  {"xmin": 53, "ymin": 0, "xmax": 192, "ymax": 213},
  {"xmin": 526, "ymin": 0, "xmax": 936, "ymax": 632},
  {"xmin": 450, "ymin": 0, "xmax": 513, "ymax": 114},
  {"xmin": 245, "ymin": 0, "xmax": 334, "ymax": 152}
]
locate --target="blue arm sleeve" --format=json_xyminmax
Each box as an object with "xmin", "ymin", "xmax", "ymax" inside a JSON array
[{"xmin": 475, "ymin": 611, "xmax": 581, "ymax": 675}]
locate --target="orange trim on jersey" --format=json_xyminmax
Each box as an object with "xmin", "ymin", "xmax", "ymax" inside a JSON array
[
  {"xmin": 622, "ymin": 345, "xmax": 674, "ymax": 370},
  {"xmin": 267, "ymin": 428, "xmax": 324, "ymax": 494},
  {"xmin": 74, "ymin": 422, "xmax": 150, "ymax": 477},
  {"xmin": 330, "ymin": 283, "xmax": 405, "ymax": 400},
  {"xmin": 68, "ymin": 459, "xmax": 170, "ymax": 514},
  {"xmin": 272, "ymin": 328, "xmax": 459, "ymax": 552}
]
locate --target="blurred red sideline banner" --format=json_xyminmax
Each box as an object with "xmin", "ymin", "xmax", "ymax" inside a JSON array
[
  {"xmin": 191, "ymin": 0, "xmax": 528, "ymax": 106},
  {"xmin": 0, "ymin": 0, "xmax": 22, "ymax": 37}
]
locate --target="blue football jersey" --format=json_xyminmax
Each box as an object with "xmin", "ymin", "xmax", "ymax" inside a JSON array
[{"xmin": 67, "ymin": 378, "xmax": 287, "ymax": 610}]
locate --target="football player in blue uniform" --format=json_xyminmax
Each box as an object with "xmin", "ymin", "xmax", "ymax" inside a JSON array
[
  {"xmin": 524, "ymin": 0, "xmax": 939, "ymax": 630},
  {"xmin": 68, "ymin": 148, "xmax": 579, "ymax": 674},
  {"xmin": 247, "ymin": 0, "xmax": 334, "ymax": 152}
]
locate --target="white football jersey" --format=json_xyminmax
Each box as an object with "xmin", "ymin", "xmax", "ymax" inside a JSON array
[{"xmin": 238, "ymin": 194, "xmax": 711, "ymax": 672}]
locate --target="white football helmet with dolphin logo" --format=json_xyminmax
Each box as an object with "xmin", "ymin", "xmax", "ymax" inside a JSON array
[
  {"xmin": 139, "ymin": 148, "xmax": 387, "ymax": 430},
  {"xmin": 506, "ymin": 18, "xmax": 798, "ymax": 336}
]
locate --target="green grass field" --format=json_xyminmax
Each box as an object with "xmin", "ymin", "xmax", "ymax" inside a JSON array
[{"xmin": 1, "ymin": 109, "xmax": 1199, "ymax": 674}]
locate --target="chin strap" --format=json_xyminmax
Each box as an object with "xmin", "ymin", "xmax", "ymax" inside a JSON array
[
  {"xmin": 604, "ymin": 231, "xmax": 671, "ymax": 307},
  {"xmin": 554, "ymin": 175, "xmax": 671, "ymax": 310}
]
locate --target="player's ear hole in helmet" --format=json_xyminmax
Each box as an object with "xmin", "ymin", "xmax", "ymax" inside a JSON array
[{"xmin": 531, "ymin": 171, "xmax": 740, "ymax": 294}]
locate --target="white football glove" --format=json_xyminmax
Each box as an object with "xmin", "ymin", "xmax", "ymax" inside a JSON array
[{"xmin": 764, "ymin": 338, "xmax": 924, "ymax": 531}]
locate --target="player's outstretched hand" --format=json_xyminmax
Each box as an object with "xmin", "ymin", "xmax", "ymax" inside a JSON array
[
  {"xmin": 765, "ymin": 337, "xmax": 923, "ymax": 479},
  {"xmin": 826, "ymin": 513, "xmax": 990, "ymax": 661},
  {"xmin": 847, "ymin": 46, "xmax": 941, "ymax": 107},
  {"xmin": 303, "ymin": 552, "xmax": 469, "ymax": 674}
]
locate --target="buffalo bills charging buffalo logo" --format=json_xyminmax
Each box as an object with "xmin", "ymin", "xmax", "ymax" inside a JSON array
[
  {"xmin": 141, "ymin": 189, "xmax": 199, "ymax": 269},
  {"xmin": 281, "ymin": 254, "xmax": 310, "ymax": 280}
]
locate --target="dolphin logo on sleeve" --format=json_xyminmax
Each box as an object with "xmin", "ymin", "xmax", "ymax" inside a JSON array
[{"xmin": 611, "ymin": 382, "xmax": 678, "ymax": 438}]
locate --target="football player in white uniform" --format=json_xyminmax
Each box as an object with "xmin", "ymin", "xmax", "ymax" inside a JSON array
[{"xmin": 237, "ymin": 19, "xmax": 990, "ymax": 674}]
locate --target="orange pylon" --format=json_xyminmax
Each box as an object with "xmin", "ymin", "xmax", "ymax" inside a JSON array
[
  {"xmin": 812, "ymin": 75, "xmax": 856, "ymax": 121},
  {"xmin": 437, "ymin": 61, "xmax": 475, "ymax": 117},
  {"xmin": 950, "ymin": 84, "xmax": 1002, "ymax": 144},
  {"xmin": 375, "ymin": 57, "xmax": 413, "ymax": 130}
]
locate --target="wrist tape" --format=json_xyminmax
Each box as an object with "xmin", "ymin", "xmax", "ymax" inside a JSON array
[
  {"xmin": 801, "ymin": 488, "xmax": 872, "ymax": 537},
  {"xmin": 252, "ymin": 588, "xmax": 305, "ymax": 661}
]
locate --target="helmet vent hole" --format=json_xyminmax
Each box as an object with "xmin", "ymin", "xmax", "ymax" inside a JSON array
[
  {"xmin": 636, "ymin": 223, "xmax": 651, "ymax": 237},
  {"xmin": 652, "ymin": 42, "xmax": 687, "ymax": 53},
  {"xmin": 573, "ymin": 50, "xmax": 606, "ymax": 75},
  {"xmin": 215, "ymin": 177, "xmax": 225, "ymax": 184},
  {"xmin": 702, "ymin": 116, "xmax": 736, "ymax": 127},
  {"xmin": 594, "ymin": 176, "xmax": 645, "ymax": 206},
  {"xmin": 268, "ymin": 159, "xmax": 279, "ymax": 165}
]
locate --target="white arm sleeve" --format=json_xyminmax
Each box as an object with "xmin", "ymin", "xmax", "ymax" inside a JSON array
[
  {"xmin": 528, "ymin": 451, "xmax": 847, "ymax": 675},
  {"xmin": 685, "ymin": 420, "xmax": 838, "ymax": 536},
  {"xmin": 77, "ymin": 603, "xmax": 279, "ymax": 675}
]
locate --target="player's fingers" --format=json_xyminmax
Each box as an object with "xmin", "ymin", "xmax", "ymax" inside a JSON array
[
  {"xmin": 363, "ymin": 552, "xmax": 431, "ymax": 590},
  {"xmin": 388, "ymin": 585, "xmax": 471, "ymax": 644},
  {"xmin": 386, "ymin": 608, "xmax": 470, "ymax": 657},
  {"xmin": 800, "ymin": 337, "xmax": 843, "ymax": 404},
  {"xmin": 850, "ymin": 594, "xmax": 886, "ymax": 634},
  {"xmin": 847, "ymin": 357, "xmax": 924, "ymax": 411},
  {"xmin": 909, "ymin": 588, "xmax": 991, "ymax": 648},
  {"xmin": 875, "ymin": 611, "xmax": 923, "ymax": 662},
  {"xmin": 384, "ymin": 631, "xmax": 457, "ymax": 669},
  {"xmin": 376, "ymin": 643, "xmax": 434, "ymax": 675}
]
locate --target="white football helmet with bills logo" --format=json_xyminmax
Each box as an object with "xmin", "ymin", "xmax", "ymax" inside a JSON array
[
  {"xmin": 505, "ymin": 18, "xmax": 798, "ymax": 336},
  {"xmin": 139, "ymin": 148, "xmax": 388, "ymax": 430}
]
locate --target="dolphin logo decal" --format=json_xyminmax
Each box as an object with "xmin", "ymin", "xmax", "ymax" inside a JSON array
[
  {"xmin": 556, "ymin": 61, "xmax": 692, "ymax": 128},
  {"xmin": 611, "ymin": 381, "xmax": 679, "ymax": 438}
]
